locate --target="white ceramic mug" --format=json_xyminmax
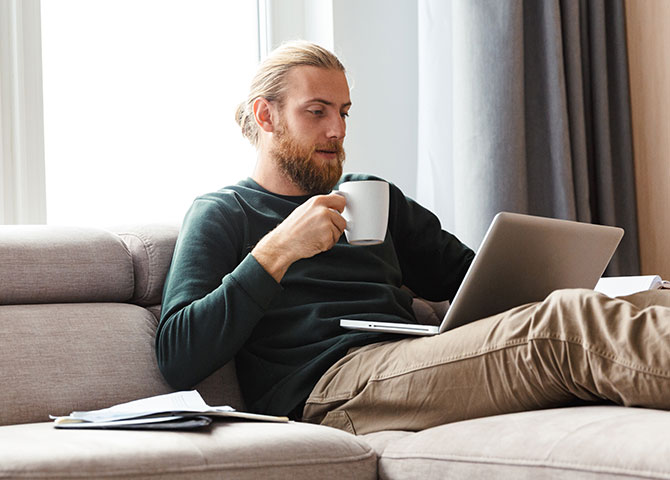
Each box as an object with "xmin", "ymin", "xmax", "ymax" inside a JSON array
[{"xmin": 336, "ymin": 180, "xmax": 389, "ymax": 245}]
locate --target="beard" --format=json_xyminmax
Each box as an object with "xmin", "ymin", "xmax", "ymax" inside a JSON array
[{"xmin": 271, "ymin": 122, "xmax": 345, "ymax": 195}]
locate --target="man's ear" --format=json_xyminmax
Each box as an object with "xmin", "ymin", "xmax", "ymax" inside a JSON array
[{"xmin": 253, "ymin": 97, "xmax": 275, "ymax": 133}]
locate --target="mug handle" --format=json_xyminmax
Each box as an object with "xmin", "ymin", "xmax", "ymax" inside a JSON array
[{"xmin": 333, "ymin": 190, "xmax": 352, "ymax": 231}]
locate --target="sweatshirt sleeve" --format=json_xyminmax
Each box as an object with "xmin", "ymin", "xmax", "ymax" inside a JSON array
[
  {"xmin": 155, "ymin": 195, "xmax": 283, "ymax": 390},
  {"xmin": 388, "ymin": 182, "xmax": 475, "ymax": 302}
]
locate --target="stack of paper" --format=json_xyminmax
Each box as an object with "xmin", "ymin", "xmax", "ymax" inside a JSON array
[
  {"xmin": 50, "ymin": 390, "xmax": 289, "ymax": 430},
  {"xmin": 594, "ymin": 275, "xmax": 669, "ymax": 298}
]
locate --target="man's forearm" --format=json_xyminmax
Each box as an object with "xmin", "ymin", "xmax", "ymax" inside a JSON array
[
  {"xmin": 251, "ymin": 230, "xmax": 298, "ymax": 283},
  {"xmin": 157, "ymin": 253, "xmax": 282, "ymax": 390}
]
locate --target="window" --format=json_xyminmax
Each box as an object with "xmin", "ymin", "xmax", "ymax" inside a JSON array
[{"xmin": 40, "ymin": 0, "xmax": 259, "ymax": 226}]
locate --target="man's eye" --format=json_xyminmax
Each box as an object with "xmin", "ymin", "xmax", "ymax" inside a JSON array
[{"xmin": 309, "ymin": 109, "xmax": 324, "ymax": 116}]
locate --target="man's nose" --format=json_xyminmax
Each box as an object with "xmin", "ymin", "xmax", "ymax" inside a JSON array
[{"xmin": 327, "ymin": 114, "xmax": 346, "ymax": 140}]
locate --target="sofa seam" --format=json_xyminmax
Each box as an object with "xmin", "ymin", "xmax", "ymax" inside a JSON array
[
  {"xmin": 0, "ymin": 450, "xmax": 378, "ymax": 478},
  {"xmin": 380, "ymin": 453, "xmax": 670, "ymax": 479},
  {"xmin": 118, "ymin": 232, "xmax": 156, "ymax": 304},
  {"xmin": 118, "ymin": 235, "xmax": 136, "ymax": 302}
]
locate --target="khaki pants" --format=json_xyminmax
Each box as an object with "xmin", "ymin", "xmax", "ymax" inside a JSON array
[{"xmin": 302, "ymin": 289, "xmax": 670, "ymax": 435}]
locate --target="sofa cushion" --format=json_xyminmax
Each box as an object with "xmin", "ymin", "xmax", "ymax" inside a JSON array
[
  {"xmin": 0, "ymin": 302, "xmax": 247, "ymax": 427},
  {"xmin": 360, "ymin": 430, "xmax": 412, "ymax": 457},
  {"xmin": 116, "ymin": 225, "xmax": 180, "ymax": 307},
  {"xmin": 377, "ymin": 406, "xmax": 670, "ymax": 480},
  {"xmin": 0, "ymin": 303, "xmax": 174, "ymax": 426},
  {"xmin": 0, "ymin": 421, "xmax": 377, "ymax": 479},
  {"xmin": 0, "ymin": 226, "xmax": 134, "ymax": 305}
]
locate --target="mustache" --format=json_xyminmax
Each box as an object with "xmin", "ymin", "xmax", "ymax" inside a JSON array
[{"xmin": 311, "ymin": 141, "xmax": 344, "ymax": 156}]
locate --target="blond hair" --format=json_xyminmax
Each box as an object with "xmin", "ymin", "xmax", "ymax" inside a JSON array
[{"xmin": 235, "ymin": 40, "xmax": 345, "ymax": 147}]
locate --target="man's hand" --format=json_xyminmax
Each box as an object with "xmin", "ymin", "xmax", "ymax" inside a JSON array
[{"xmin": 252, "ymin": 193, "xmax": 347, "ymax": 282}]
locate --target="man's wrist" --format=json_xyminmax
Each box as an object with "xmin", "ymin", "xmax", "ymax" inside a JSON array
[{"xmin": 251, "ymin": 231, "xmax": 296, "ymax": 283}]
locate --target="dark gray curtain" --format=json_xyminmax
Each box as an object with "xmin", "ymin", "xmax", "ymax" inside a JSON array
[{"xmin": 433, "ymin": 0, "xmax": 639, "ymax": 275}]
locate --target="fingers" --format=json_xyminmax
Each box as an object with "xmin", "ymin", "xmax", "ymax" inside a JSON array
[
  {"xmin": 304, "ymin": 194, "xmax": 347, "ymax": 237},
  {"xmin": 328, "ymin": 207, "xmax": 347, "ymax": 236},
  {"xmin": 268, "ymin": 193, "xmax": 347, "ymax": 263},
  {"xmin": 315, "ymin": 193, "xmax": 347, "ymax": 239},
  {"xmin": 314, "ymin": 192, "xmax": 346, "ymax": 213}
]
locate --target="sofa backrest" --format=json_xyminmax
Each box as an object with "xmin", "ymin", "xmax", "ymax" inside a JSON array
[
  {"xmin": 0, "ymin": 225, "xmax": 244, "ymax": 426},
  {"xmin": 1, "ymin": 226, "xmax": 134, "ymax": 305}
]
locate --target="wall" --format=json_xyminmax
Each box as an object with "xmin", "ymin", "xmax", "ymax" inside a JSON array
[
  {"xmin": 266, "ymin": 0, "xmax": 419, "ymax": 198},
  {"xmin": 266, "ymin": 0, "xmax": 333, "ymax": 52},
  {"xmin": 625, "ymin": 1, "xmax": 670, "ymax": 278},
  {"xmin": 332, "ymin": 0, "xmax": 418, "ymax": 198}
]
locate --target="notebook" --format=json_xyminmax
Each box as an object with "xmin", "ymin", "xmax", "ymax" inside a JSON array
[{"xmin": 340, "ymin": 212, "xmax": 624, "ymax": 336}]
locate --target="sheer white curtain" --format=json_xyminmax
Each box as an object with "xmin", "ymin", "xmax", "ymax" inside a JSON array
[
  {"xmin": 0, "ymin": 0, "xmax": 46, "ymax": 225},
  {"xmin": 418, "ymin": 0, "xmax": 530, "ymax": 250},
  {"xmin": 416, "ymin": 0, "xmax": 456, "ymax": 239}
]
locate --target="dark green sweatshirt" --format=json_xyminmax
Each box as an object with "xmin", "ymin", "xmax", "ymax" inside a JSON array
[{"xmin": 157, "ymin": 174, "xmax": 474, "ymax": 417}]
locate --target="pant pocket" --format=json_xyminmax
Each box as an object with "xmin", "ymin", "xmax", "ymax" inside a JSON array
[{"xmin": 321, "ymin": 409, "xmax": 357, "ymax": 435}]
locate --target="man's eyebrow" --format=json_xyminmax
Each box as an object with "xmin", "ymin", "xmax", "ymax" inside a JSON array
[{"xmin": 304, "ymin": 98, "xmax": 352, "ymax": 108}]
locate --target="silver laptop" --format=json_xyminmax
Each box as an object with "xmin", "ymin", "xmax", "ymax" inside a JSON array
[{"xmin": 340, "ymin": 212, "xmax": 624, "ymax": 336}]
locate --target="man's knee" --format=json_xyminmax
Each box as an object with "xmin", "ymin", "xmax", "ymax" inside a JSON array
[
  {"xmin": 543, "ymin": 288, "xmax": 595, "ymax": 313},
  {"xmin": 533, "ymin": 288, "xmax": 601, "ymax": 331},
  {"xmin": 546, "ymin": 288, "xmax": 593, "ymax": 303}
]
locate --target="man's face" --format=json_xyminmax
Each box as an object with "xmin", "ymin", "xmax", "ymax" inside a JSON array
[{"xmin": 270, "ymin": 66, "xmax": 351, "ymax": 195}]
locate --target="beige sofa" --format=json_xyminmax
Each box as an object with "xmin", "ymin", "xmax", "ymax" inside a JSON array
[{"xmin": 1, "ymin": 225, "xmax": 669, "ymax": 479}]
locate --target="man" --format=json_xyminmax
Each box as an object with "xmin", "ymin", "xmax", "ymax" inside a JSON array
[{"xmin": 157, "ymin": 41, "xmax": 670, "ymax": 435}]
